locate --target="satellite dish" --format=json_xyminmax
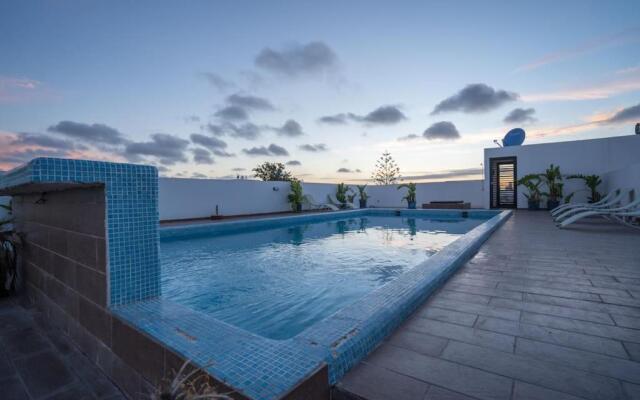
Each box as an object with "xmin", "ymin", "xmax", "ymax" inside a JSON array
[{"xmin": 503, "ymin": 128, "xmax": 526, "ymax": 146}]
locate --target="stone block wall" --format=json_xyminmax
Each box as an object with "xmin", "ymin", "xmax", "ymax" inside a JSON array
[{"xmin": 12, "ymin": 187, "xmax": 209, "ymax": 399}]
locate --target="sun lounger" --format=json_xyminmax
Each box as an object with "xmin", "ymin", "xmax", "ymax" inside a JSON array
[
  {"xmin": 557, "ymin": 197, "xmax": 640, "ymax": 228},
  {"xmin": 553, "ymin": 189, "xmax": 633, "ymax": 222}
]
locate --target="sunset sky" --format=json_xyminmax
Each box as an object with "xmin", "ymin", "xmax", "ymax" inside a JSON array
[{"xmin": 1, "ymin": 0, "xmax": 639, "ymax": 182}]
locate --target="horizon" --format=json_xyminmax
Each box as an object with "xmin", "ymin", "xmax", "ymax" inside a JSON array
[{"xmin": 1, "ymin": 1, "xmax": 640, "ymax": 183}]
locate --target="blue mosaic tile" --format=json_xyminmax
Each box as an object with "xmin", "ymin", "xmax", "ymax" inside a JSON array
[{"xmin": 0, "ymin": 157, "xmax": 159, "ymax": 305}]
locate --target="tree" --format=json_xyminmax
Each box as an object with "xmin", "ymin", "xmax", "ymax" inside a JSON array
[
  {"xmin": 371, "ymin": 151, "xmax": 400, "ymax": 185},
  {"xmin": 252, "ymin": 162, "xmax": 293, "ymax": 181}
]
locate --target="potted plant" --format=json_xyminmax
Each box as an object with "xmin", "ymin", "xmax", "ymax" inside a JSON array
[
  {"xmin": 0, "ymin": 201, "xmax": 21, "ymax": 297},
  {"xmin": 286, "ymin": 179, "xmax": 307, "ymax": 212},
  {"xmin": 335, "ymin": 183, "xmax": 352, "ymax": 209},
  {"xmin": 539, "ymin": 164, "xmax": 563, "ymax": 210},
  {"xmin": 567, "ymin": 174, "xmax": 602, "ymax": 203},
  {"xmin": 356, "ymin": 185, "xmax": 369, "ymax": 208},
  {"xmin": 397, "ymin": 182, "xmax": 417, "ymax": 209},
  {"xmin": 517, "ymin": 174, "xmax": 542, "ymax": 210}
]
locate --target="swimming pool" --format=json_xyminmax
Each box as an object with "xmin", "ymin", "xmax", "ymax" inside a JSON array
[
  {"xmin": 124, "ymin": 208, "xmax": 510, "ymax": 399},
  {"xmin": 160, "ymin": 213, "xmax": 488, "ymax": 340}
]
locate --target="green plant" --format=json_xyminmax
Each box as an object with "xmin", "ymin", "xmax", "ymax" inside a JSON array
[
  {"xmin": 356, "ymin": 185, "xmax": 369, "ymax": 201},
  {"xmin": 567, "ymin": 174, "xmax": 602, "ymax": 203},
  {"xmin": 335, "ymin": 183, "xmax": 351, "ymax": 204},
  {"xmin": 147, "ymin": 359, "xmax": 231, "ymax": 400},
  {"xmin": 539, "ymin": 164, "xmax": 563, "ymax": 202},
  {"xmin": 0, "ymin": 201, "xmax": 20, "ymax": 297},
  {"xmin": 286, "ymin": 179, "xmax": 308, "ymax": 212},
  {"xmin": 252, "ymin": 162, "xmax": 293, "ymax": 181},
  {"xmin": 517, "ymin": 174, "xmax": 542, "ymax": 202},
  {"xmin": 397, "ymin": 182, "xmax": 417, "ymax": 204},
  {"xmin": 371, "ymin": 151, "xmax": 401, "ymax": 185}
]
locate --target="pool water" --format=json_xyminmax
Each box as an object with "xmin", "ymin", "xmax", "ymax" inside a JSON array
[{"xmin": 160, "ymin": 215, "xmax": 486, "ymax": 340}]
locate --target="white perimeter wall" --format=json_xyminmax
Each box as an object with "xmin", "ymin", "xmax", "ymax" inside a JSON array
[
  {"xmin": 483, "ymin": 135, "xmax": 640, "ymax": 209},
  {"xmin": 604, "ymin": 163, "xmax": 640, "ymax": 200},
  {"xmin": 158, "ymin": 178, "xmax": 485, "ymax": 220}
]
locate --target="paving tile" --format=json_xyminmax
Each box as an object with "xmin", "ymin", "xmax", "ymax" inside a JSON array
[
  {"xmin": 45, "ymin": 383, "xmax": 95, "ymax": 400},
  {"xmin": 497, "ymin": 282, "xmax": 602, "ymax": 301},
  {"xmin": 624, "ymin": 382, "xmax": 640, "ymax": 400},
  {"xmin": 1, "ymin": 327, "xmax": 51, "ymax": 359},
  {"xmin": 428, "ymin": 299, "xmax": 520, "ymax": 321},
  {"xmin": 416, "ymin": 306, "xmax": 478, "ymax": 327},
  {"xmin": 404, "ymin": 317, "xmax": 514, "ymax": 353},
  {"xmin": 601, "ymin": 295, "xmax": 640, "ymax": 308},
  {"xmin": 337, "ymin": 362, "xmax": 429, "ymax": 400},
  {"xmin": 624, "ymin": 342, "xmax": 640, "ymax": 361},
  {"xmin": 424, "ymin": 386, "xmax": 478, "ymax": 400},
  {"xmin": 0, "ymin": 374, "xmax": 30, "ymax": 400},
  {"xmin": 386, "ymin": 330, "xmax": 448, "ymax": 357},
  {"xmin": 14, "ymin": 351, "xmax": 76, "ymax": 399},
  {"xmin": 366, "ymin": 345, "xmax": 513, "ymax": 400},
  {"xmin": 0, "ymin": 352, "xmax": 14, "ymax": 377},
  {"xmin": 443, "ymin": 283, "xmax": 523, "ymax": 301},
  {"xmin": 441, "ymin": 340, "xmax": 623, "ymax": 400},
  {"xmin": 476, "ymin": 316, "xmax": 628, "ymax": 358},
  {"xmin": 522, "ymin": 312, "xmax": 640, "ymax": 343},
  {"xmin": 523, "ymin": 293, "xmax": 640, "ymax": 319},
  {"xmin": 489, "ymin": 297, "xmax": 614, "ymax": 325},
  {"xmin": 512, "ymin": 381, "xmax": 585, "ymax": 400},
  {"xmin": 515, "ymin": 338, "xmax": 640, "ymax": 383},
  {"xmin": 437, "ymin": 290, "xmax": 491, "ymax": 305},
  {"xmin": 611, "ymin": 314, "xmax": 640, "ymax": 329}
]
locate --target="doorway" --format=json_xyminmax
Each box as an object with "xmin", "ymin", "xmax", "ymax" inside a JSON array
[{"xmin": 490, "ymin": 157, "xmax": 517, "ymax": 208}]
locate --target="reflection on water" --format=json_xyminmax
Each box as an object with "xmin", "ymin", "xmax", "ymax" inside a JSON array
[{"xmin": 160, "ymin": 215, "xmax": 485, "ymax": 340}]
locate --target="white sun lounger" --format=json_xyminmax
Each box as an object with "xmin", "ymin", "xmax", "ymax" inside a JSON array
[
  {"xmin": 305, "ymin": 195, "xmax": 339, "ymax": 211},
  {"xmin": 557, "ymin": 197, "xmax": 640, "ymax": 229},
  {"xmin": 327, "ymin": 194, "xmax": 356, "ymax": 209},
  {"xmin": 553, "ymin": 189, "xmax": 633, "ymax": 222},
  {"xmin": 550, "ymin": 189, "xmax": 620, "ymax": 217}
]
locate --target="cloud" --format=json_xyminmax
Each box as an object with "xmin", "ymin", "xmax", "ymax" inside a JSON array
[
  {"xmin": 603, "ymin": 102, "xmax": 640, "ymax": 124},
  {"xmin": 214, "ymin": 105, "xmax": 249, "ymax": 121},
  {"xmin": 229, "ymin": 122, "xmax": 262, "ymax": 140},
  {"xmin": 48, "ymin": 121, "xmax": 127, "ymax": 145},
  {"xmin": 275, "ymin": 119, "xmax": 304, "ymax": 137},
  {"xmin": 255, "ymin": 41, "xmax": 338, "ymax": 77},
  {"xmin": 317, "ymin": 106, "xmax": 406, "ymax": 126},
  {"xmin": 190, "ymin": 133, "xmax": 227, "ymax": 150},
  {"xmin": 200, "ymin": 72, "xmax": 235, "ymax": 91},
  {"xmin": 242, "ymin": 143, "xmax": 289, "ymax": 156},
  {"xmin": 286, "ymin": 160, "xmax": 301, "ymax": 166},
  {"xmin": 205, "ymin": 123, "xmax": 226, "ymax": 136},
  {"xmin": 398, "ymin": 134, "xmax": 421, "ymax": 141},
  {"xmin": 515, "ymin": 28, "xmax": 640, "ymax": 72},
  {"xmin": 192, "ymin": 172, "xmax": 208, "ymax": 178},
  {"xmin": 0, "ymin": 76, "xmax": 49, "ymax": 103},
  {"xmin": 11, "ymin": 132, "xmax": 76, "ymax": 150},
  {"xmin": 192, "ymin": 148, "xmax": 214, "ymax": 165},
  {"xmin": 504, "ymin": 108, "xmax": 537, "ymax": 124},
  {"xmin": 125, "ymin": 133, "xmax": 189, "ymax": 165},
  {"xmin": 337, "ymin": 168, "xmax": 353, "ymax": 173},
  {"xmin": 227, "ymin": 93, "xmax": 274, "ymax": 111},
  {"xmin": 0, "ymin": 148, "xmax": 71, "ymax": 165},
  {"xmin": 362, "ymin": 105, "xmax": 407, "ymax": 125},
  {"xmin": 522, "ymin": 73, "xmax": 640, "ymax": 101},
  {"xmin": 299, "ymin": 143, "xmax": 328, "ymax": 152},
  {"xmin": 423, "ymin": 121, "xmax": 460, "ymax": 140},
  {"xmin": 231, "ymin": 167, "xmax": 246, "ymax": 171},
  {"xmin": 431, "ymin": 84, "xmax": 518, "ymax": 114},
  {"xmin": 317, "ymin": 113, "xmax": 352, "ymax": 125},
  {"xmin": 401, "ymin": 168, "xmax": 483, "ymax": 181},
  {"xmin": 212, "ymin": 149, "xmax": 236, "ymax": 157},
  {"xmin": 184, "ymin": 115, "xmax": 200, "ymax": 123}
]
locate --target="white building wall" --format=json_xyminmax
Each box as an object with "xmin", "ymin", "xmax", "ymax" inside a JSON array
[
  {"xmin": 604, "ymin": 163, "xmax": 640, "ymax": 199},
  {"xmin": 158, "ymin": 178, "xmax": 485, "ymax": 220},
  {"xmin": 483, "ymin": 135, "xmax": 640, "ymax": 209}
]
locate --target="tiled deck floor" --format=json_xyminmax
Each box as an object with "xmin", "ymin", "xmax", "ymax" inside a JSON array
[
  {"xmin": 337, "ymin": 211, "xmax": 640, "ymax": 400},
  {"xmin": 0, "ymin": 298, "xmax": 125, "ymax": 400}
]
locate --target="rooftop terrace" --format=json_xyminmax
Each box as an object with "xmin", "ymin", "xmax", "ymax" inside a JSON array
[{"xmin": 336, "ymin": 211, "xmax": 640, "ymax": 400}]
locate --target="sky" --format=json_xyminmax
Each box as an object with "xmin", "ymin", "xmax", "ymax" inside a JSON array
[{"xmin": 1, "ymin": 0, "xmax": 640, "ymax": 182}]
